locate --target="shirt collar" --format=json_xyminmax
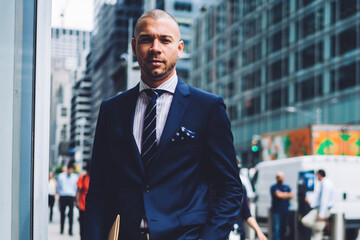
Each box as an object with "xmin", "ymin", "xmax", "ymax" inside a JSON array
[{"xmin": 139, "ymin": 72, "xmax": 178, "ymax": 94}]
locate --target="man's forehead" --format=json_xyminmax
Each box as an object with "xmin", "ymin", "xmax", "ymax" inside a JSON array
[{"xmin": 135, "ymin": 17, "xmax": 180, "ymax": 38}]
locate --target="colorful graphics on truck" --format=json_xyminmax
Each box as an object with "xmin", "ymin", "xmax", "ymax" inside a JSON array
[{"xmin": 261, "ymin": 124, "xmax": 360, "ymax": 161}]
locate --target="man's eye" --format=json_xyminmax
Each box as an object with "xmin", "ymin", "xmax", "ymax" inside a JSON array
[
  {"xmin": 162, "ymin": 39, "xmax": 171, "ymax": 43},
  {"xmin": 139, "ymin": 38, "xmax": 151, "ymax": 43}
]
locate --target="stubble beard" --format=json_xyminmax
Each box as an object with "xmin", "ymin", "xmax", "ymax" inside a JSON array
[{"xmin": 142, "ymin": 60, "xmax": 176, "ymax": 83}]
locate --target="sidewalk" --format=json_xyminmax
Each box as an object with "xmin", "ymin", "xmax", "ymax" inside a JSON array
[{"xmin": 48, "ymin": 199, "xmax": 80, "ymax": 240}]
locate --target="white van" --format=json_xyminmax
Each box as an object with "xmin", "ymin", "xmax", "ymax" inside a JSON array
[{"xmin": 252, "ymin": 155, "xmax": 360, "ymax": 224}]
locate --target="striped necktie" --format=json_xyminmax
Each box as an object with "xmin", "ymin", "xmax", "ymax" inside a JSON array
[{"xmin": 141, "ymin": 89, "xmax": 165, "ymax": 169}]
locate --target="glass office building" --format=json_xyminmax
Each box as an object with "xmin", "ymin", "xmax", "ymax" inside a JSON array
[
  {"xmin": 90, "ymin": 1, "xmax": 142, "ymax": 133},
  {"xmin": 190, "ymin": 0, "xmax": 360, "ymax": 166}
]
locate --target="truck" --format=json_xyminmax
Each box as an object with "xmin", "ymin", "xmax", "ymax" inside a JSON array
[
  {"xmin": 252, "ymin": 155, "xmax": 360, "ymax": 239},
  {"xmin": 261, "ymin": 124, "xmax": 360, "ymax": 161}
]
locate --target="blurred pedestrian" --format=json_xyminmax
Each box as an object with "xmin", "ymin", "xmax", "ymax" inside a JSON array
[
  {"xmin": 76, "ymin": 162, "xmax": 90, "ymax": 240},
  {"xmin": 237, "ymin": 186, "xmax": 267, "ymax": 240},
  {"xmin": 301, "ymin": 169, "xmax": 334, "ymax": 240},
  {"xmin": 270, "ymin": 172, "xmax": 294, "ymax": 240},
  {"xmin": 48, "ymin": 171, "xmax": 57, "ymax": 222},
  {"xmin": 57, "ymin": 162, "xmax": 78, "ymax": 235},
  {"xmin": 85, "ymin": 9, "xmax": 242, "ymax": 240}
]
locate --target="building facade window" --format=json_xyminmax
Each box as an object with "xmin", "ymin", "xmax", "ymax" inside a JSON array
[
  {"xmin": 270, "ymin": 2, "xmax": 283, "ymax": 25},
  {"xmin": 298, "ymin": 41, "xmax": 323, "ymax": 70},
  {"xmin": 269, "ymin": 30, "xmax": 282, "ymax": 53},
  {"xmin": 298, "ymin": 8, "xmax": 324, "ymax": 39},
  {"xmin": 269, "ymin": 57, "xmax": 288, "ymax": 82},
  {"xmin": 61, "ymin": 107, "xmax": 67, "ymax": 117},
  {"xmin": 295, "ymin": 75, "xmax": 323, "ymax": 102},
  {"xmin": 243, "ymin": 42, "xmax": 261, "ymax": 64},
  {"xmin": 339, "ymin": 27, "xmax": 357, "ymax": 55},
  {"xmin": 303, "ymin": 0, "xmax": 315, "ymax": 7},
  {"xmin": 338, "ymin": 62, "xmax": 357, "ymax": 91},
  {"xmin": 243, "ymin": 96, "xmax": 261, "ymax": 117},
  {"xmin": 267, "ymin": 86, "xmax": 288, "ymax": 111},
  {"xmin": 244, "ymin": 0, "xmax": 257, "ymax": 15},
  {"xmin": 243, "ymin": 69, "xmax": 261, "ymax": 91},
  {"xmin": 339, "ymin": 0, "xmax": 358, "ymax": 20},
  {"xmin": 174, "ymin": 1, "xmax": 192, "ymax": 12},
  {"xmin": 228, "ymin": 105, "xmax": 238, "ymax": 120}
]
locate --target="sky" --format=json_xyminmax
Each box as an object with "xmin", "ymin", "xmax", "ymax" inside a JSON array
[{"xmin": 52, "ymin": 0, "xmax": 94, "ymax": 31}]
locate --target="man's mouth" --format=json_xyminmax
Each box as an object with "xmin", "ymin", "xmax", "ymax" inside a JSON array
[{"xmin": 147, "ymin": 59, "xmax": 164, "ymax": 66}]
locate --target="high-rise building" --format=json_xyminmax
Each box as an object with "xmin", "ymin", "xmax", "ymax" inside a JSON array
[
  {"xmin": 70, "ymin": 52, "xmax": 94, "ymax": 170},
  {"xmin": 50, "ymin": 28, "xmax": 91, "ymax": 168},
  {"xmin": 90, "ymin": 0, "xmax": 142, "ymax": 133},
  {"xmin": 70, "ymin": 76, "xmax": 92, "ymax": 168},
  {"xmin": 190, "ymin": 0, "xmax": 360, "ymax": 167}
]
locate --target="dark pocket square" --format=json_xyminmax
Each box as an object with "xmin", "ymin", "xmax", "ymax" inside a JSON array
[{"xmin": 172, "ymin": 126, "xmax": 196, "ymax": 142}]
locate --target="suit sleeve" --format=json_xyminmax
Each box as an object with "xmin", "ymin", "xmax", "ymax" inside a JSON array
[
  {"xmin": 200, "ymin": 97, "xmax": 243, "ymax": 240},
  {"xmin": 241, "ymin": 188, "xmax": 252, "ymax": 220},
  {"xmin": 85, "ymin": 102, "xmax": 109, "ymax": 240}
]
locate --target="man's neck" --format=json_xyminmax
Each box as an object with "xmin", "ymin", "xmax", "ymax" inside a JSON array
[{"xmin": 141, "ymin": 71, "xmax": 176, "ymax": 88}]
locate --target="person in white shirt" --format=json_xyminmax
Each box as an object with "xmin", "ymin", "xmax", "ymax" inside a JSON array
[
  {"xmin": 57, "ymin": 162, "xmax": 79, "ymax": 235},
  {"xmin": 48, "ymin": 171, "xmax": 57, "ymax": 222},
  {"xmin": 301, "ymin": 169, "xmax": 335, "ymax": 240}
]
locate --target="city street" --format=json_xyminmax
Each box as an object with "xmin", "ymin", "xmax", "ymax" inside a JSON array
[{"xmin": 48, "ymin": 199, "xmax": 80, "ymax": 240}]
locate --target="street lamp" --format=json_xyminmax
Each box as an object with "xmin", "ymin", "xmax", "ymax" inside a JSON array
[{"xmin": 285, "ymin": 106, "xmax": 321, "ymax": 124}]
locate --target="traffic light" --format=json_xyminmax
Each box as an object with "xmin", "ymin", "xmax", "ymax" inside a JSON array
[
  {"xmin": 251, "ymin": 139, "xmax": 259, "ymax": 152},
  {"xmin": 251, "ymin": 135, "xmax": 261, "ymax": 153},
  {"xmin": 250, "ymin": 135, "xmax": 261, "ymax": 165}
]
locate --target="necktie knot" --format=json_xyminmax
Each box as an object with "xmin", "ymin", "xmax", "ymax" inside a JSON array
[{"xmin": 143, "ymin": 89, "xmax": 166, "ymax": 101}]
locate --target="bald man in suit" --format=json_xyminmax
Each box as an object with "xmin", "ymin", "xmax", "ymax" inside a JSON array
[{"xmin": 85, "ymin": 9, "xmax": 242, "ymax": 240}]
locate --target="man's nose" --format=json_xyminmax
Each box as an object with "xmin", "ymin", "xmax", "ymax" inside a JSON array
[{"xmin": 149, "ymin": 39, "xmax": 161, "ymax": 53}]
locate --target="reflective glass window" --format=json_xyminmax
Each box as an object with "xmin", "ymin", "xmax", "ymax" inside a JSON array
[
  {"xmin": 269, "ymin": 59, "xmax": 282, "ymax": 81},
  {"xmin": 271, "ymin": 2, "xmax": 283, "ymax": 25},
  {"xmin": 243, "ymin": 96, "xmax": 261, "ymax": 117},
  {"xmin": 295, "ymin": 75, "xmax": 322, "ymax": 102},
  {"xmin": 339, "ymin": 0, "xmax": 357, "ymax": 20},
  {"xmin": 338, "ymin": 62, "xmax": 356, "ymax": 91},
  {"xmin": 339, "ymin": 27, "xmax": 357, "ymax": 55},
  {"xmin": 243, "ymin": 69, "xmax": 261, "ymax": 91},
  {"xmin": 228, "ymin": 105, "xmax": 238, "ymax": 120},
  {"xmin": 267, "ymin": 86, "xmax": 288, "ymax": 110}
]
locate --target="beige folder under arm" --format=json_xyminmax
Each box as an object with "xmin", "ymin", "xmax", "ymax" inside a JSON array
[{"xmin": 107, "ymin": 214, "xmax": 120, "ymax": 240}]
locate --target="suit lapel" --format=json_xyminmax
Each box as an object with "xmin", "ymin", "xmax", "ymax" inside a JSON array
[
  {"xmin": 122, "ymin": 84, "xmax": 144, "ymax": 173},
  {"xmin": 157, "ymin": 79, "xmax": 190, "ymax": 156}
]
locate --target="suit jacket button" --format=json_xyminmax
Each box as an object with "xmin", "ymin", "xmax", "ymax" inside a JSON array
[{"xmin": 145, "ymin": 185, "xmax": 151, "ymax": 192}]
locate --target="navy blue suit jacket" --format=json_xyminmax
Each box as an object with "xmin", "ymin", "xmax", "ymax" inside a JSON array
[{"xmin": 85, "ymin": 79, "xmax": 242, "ymax": 240}]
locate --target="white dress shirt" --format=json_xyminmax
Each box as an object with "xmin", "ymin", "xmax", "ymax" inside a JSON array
[
  {"xmin": 311, "ymin": 177, "xmax": 335, "ymax": 218},
  {"xmin": 48, "ymin": 178, "xmax": 57, "ymax": 195},
  {"xmin": 133, "ymin": 73, "xmax": 178, "ymax": 229},
  {"xmin": 57, "ymin": 172, "xmax": 78, "ymax": 197},
  {"xmin": 133, "ymin": 73, "xmax": 178, "ymax": 153}
]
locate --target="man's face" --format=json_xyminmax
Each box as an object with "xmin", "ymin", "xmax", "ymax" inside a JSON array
[
  {"xmin": 316, "ymin": 172, "xmax": 322, "ymax": 181},
  {"xmin": 276, "ymin": 174, "xmax": 284, "ymax": 184},
  {"xmin": 67, "ymin": 167, "xmax": 74, "ymax": 175},
  {"xmin": 132, "ymin": 17, "xmax": 183, "ymax": 87}
]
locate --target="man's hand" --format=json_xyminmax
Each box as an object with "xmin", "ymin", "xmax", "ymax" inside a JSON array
[
  {"xmin": 317, "ymin": 216, "xmax": 324, "ymax": 221},
  {"xmin": 256, "ymin": 230, "xmax": 268, "ymax": 240}
]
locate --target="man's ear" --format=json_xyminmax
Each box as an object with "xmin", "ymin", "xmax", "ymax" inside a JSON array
[
  {"xmin": 131, "ymin": 38, "xmax": 137, "ymax": 56},
  {"xmin": 177, "ymin": 40, "xmax": 184, "ymax": 58}
]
